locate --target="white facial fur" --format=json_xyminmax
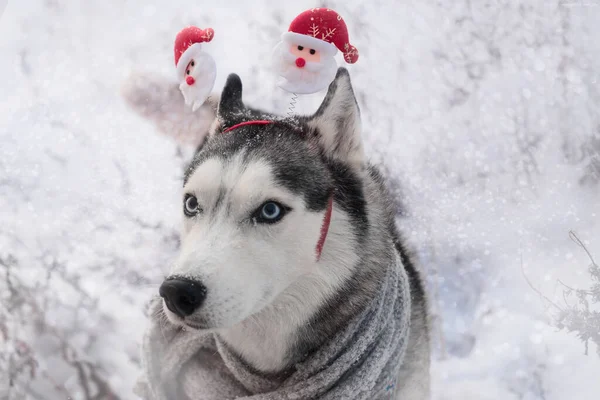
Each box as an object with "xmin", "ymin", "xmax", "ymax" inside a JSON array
[
  {"xmin": 218, "ymin": 204, "xmax": 360, "ymax": 372},
  {"xmin": 164, "ymin": 154, "xmax": 326, "ymax": 329}
]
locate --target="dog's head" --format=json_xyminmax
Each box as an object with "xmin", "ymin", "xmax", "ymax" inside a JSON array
[{"xmin": 160, "ymin": 68, "xmax": 365, "ymax": 330}]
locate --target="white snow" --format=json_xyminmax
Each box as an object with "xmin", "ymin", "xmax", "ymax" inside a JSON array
[{"xmin": 1, "ymin": 0, "xmax": 599, "ymax": 399}]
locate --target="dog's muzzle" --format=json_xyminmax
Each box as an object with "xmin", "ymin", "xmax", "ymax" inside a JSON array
[{"xmin": 159, "ymin": 277, "xmax": 207, "ymax": 318}]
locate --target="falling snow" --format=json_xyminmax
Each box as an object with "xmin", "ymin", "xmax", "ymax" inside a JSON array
[{"xmin": 1, "ymin": 0, "xmax": 600, "ymax": 399}]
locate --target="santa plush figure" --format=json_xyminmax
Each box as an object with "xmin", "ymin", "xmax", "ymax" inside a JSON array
[
  {"xmin": 174, "ymin": 26, "xmax": 217, "ymax": 111},
  {"xmin": 273, "ymin": 8, "xmax": 359, "ymax": 94}
]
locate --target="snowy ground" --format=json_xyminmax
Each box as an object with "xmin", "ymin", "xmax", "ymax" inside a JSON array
[{"xmin": 1, "ymin": 0, "xmax": 600, "ymax": 399}]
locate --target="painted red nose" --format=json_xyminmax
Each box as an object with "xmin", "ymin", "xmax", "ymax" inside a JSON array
[
  {"xmin": 295, "ymin": 57, "xmax": 306, "ymax": 68},
  {"xmin": 186, "ymin": 76, "xmax": 195, "ymax": 85}
]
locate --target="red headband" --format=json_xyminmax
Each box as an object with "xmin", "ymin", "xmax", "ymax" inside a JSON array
[
  {"xmin": 221, "ymin": 119, "xmax": 333, "ymax": 260},
  {"xmin": 315, "ymin": 196, "xmax": 334, "ymax": 261},
  {"xmin": 222, "ymin": 120, "xmax": 273, "ymax": 133}
]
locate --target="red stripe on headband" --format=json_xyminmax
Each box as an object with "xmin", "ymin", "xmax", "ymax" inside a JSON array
[
  {"xmin": 316, "ymin": 196, "xmax": 334, "ymax": 261},
  {"xmin": 222, "ymin": 120, "xmax": 273, "ymax": 133}
]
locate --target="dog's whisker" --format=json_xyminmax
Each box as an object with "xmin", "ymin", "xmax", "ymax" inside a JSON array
[
  {"xmin": 129, "ymin": 282, "xmax": 162, "ymax": 289},
  {"xmin": 156, "ymin": 308, "xmax": 170, "ymax": 343}
]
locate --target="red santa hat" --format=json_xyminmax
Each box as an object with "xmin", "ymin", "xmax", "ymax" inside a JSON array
[
  {"xmin": 282, "ymin": 8, "xmax": 359, "ymax": 64},
  {"xmin": 174, "ymin": 26, "xmax": 215, "ymax": 79}
]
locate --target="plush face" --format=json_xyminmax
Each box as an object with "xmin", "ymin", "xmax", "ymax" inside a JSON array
[
  {"xmin": 273, "ymin": 40, "xmax": 337, "ymax": 94},
  {"xmin": 184, "ymin": 59, "xmax": 197, "ymax": 84},
  {"xmin": 290, "ymin": 44, "xmax": 321, "ymax": 63},
  {"xmin": 162, "ymin": 69, "xmax": 365, "ymax": 331},
  {"xmin": 178, "ymin": 50, "xmax": 217, "ymax": 111}
]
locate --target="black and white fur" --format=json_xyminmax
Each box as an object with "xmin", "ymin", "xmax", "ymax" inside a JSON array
[{"xmin": 124, "ymin": 68, "xmax": 431, "ymax": 398}]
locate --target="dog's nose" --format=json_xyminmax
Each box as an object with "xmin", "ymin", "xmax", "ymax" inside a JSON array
[
  {"xmin": 159, "ymin": 278, "xmax": 207, "ymax": 318},
  {"xmin": 295, "ymin": 57, "xmax": 306, "ymax": 68}
]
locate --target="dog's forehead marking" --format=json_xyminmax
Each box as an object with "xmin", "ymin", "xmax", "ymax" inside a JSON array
[
  {"xmin": 184, "ymin": 157, "xmax": 224, "ymax": 196},
  {"xmin": 231, "ymin": 158, "xmax": 272, "ymax": 194},
  {"xmin": 184, "ymin": 154, "xmax": 290, "ymax": 211}
]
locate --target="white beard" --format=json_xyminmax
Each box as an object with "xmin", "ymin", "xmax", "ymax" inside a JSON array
[
  {"xmin": 272, "ymin": 41, "xmax": 337, "ymax": 95},
  {"xmin": 179, "ymin": 51, "xmax": 217, "ymax": 111}
]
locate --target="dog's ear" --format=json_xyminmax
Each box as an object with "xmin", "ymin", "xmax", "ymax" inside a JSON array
[
  {"xmin": 217, "ymin": 74, "xmax": 245, "ymax": 123},
  {"xmin": 121, "ymin": 71, "xmax": 218, "ymax": 149},
  {"xmin": 306, "ymin": 68, "xmax": 364, "ymax": 169},
  {"xmin": 209, "ymin": 74, "xmax": 277, "ymax": 135}
]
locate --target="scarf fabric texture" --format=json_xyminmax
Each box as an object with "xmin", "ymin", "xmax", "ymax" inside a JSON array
[{"xmin": 135, "ymin": 253, "xmax": 411, "ymax": 400}]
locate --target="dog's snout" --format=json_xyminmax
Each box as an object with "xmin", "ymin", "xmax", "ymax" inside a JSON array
[{"xmin": 159, "ymin": 278, "xmax": 207, "ymax": 318}]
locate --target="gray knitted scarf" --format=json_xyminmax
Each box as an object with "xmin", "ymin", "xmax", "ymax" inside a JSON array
[{"xmin": 135, "ymin": 253, "xmax": 410, "ymax": 400}]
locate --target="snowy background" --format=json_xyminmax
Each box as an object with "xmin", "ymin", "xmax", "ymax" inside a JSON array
[{"xmin": 1, "ymin": 0, "xmax": 600, "ymax": 399}]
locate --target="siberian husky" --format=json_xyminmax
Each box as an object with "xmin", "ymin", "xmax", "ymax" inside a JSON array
[{"xmin": 124, "ymin": 68, "xmax": 430, "ymax": 399}]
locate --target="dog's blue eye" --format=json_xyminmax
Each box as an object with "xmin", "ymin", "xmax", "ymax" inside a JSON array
[
  {"xmin": 254, "ymin": 201, "xmax": 287, "ymax": 224},
  {"xmin": 184, "ymin": 194, "xmax": 200, "ymax": 217},
  {"xmin": 262, "ymin": 202, "xmax": 280, "ymax": 219}
]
